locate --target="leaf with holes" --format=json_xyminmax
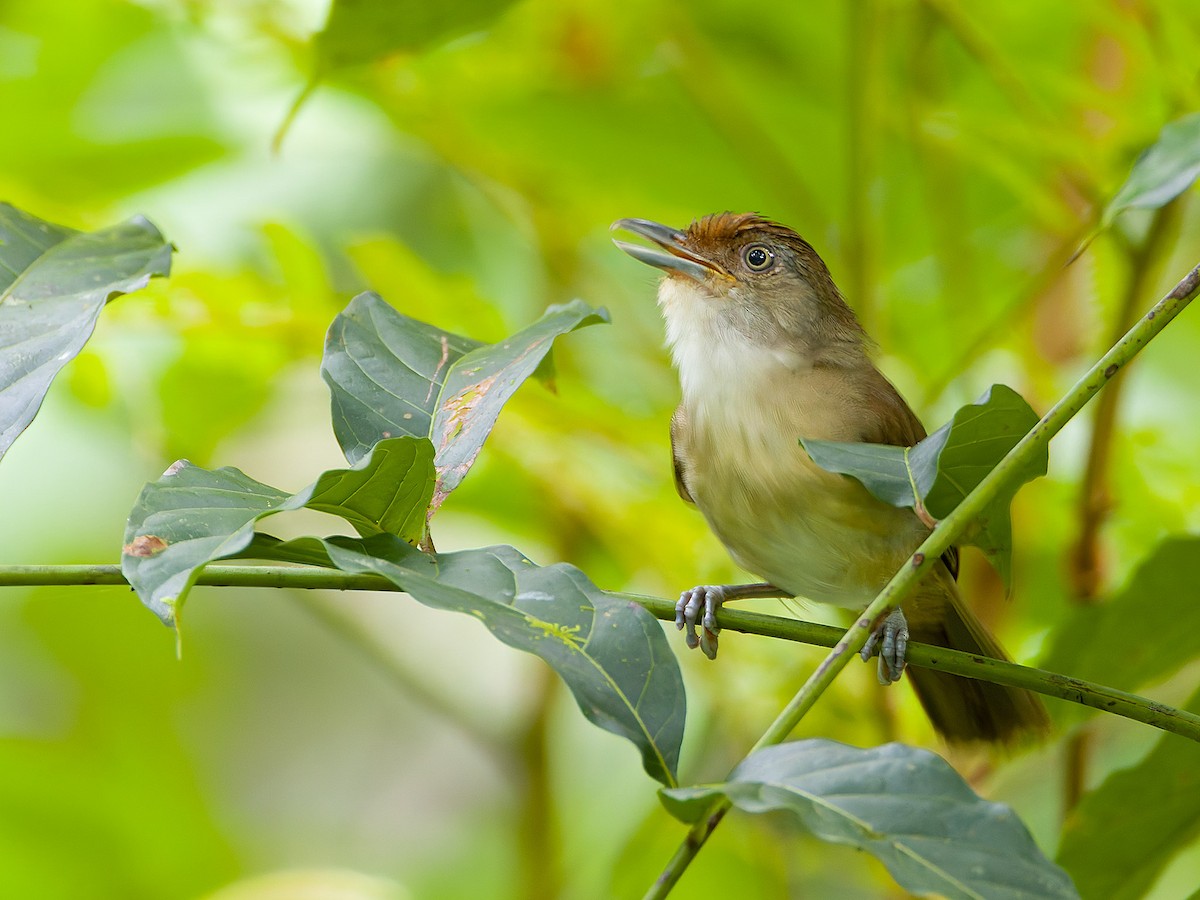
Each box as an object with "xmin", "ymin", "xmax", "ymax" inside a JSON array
[
  {"xmin": 662, "ymin": 740, "xmax": 1078, "ymax": 900},
  {"xmin": 0, "ymin": 203, "xmax": 171, "ymax": 464}
]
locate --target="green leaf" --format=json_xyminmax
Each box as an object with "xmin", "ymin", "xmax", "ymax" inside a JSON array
[
  {"xmin": 322, "ymin": 292, "xmax": 609, "ymax": 510},
  {"xmin": 314, "ymin": 0, "xmax": 521, "ymax": 71},
  {"xmin": 661, "ymin": 740, "xmax": 1078, "ymax": 900},
  {"xmin": 305, "ymin": 437, "xmax": 435, "ymax": 540},
  {"xmin": 122, "ymin": 437, "xmax": 435, "ymax": 624},
  {"xmin": 250, "ymin": 534, "xmax": 685, "ymax": 786},
  {"xmin": 1057, "ymin": 685, "xmax": 1200, "ymax": 900},
  {"xmin": 802, "ymin": 385, "xmax": 1044, "ymax": 586},
  {"xmin": 0, "ymin": 203, "xmax": 172, "ymax": 464},
  {"xmin": 801, "ymin": 441, "xmax": 918, "ymax": 508},
  {"xmin": 1040, "ymin": 537, "xmax": 1200, "ymax": 699},
  {"xmin": 1102, "ymin": 113, "xmax": 1200, "ymax": 228}
]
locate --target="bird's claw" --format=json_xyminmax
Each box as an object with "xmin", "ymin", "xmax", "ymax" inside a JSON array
[
  {"xmin": 860, "ymin": 608, "xmax": 909, "ymax": 685},
  {"xmin": 675, "ymin": 585, "xmax": 726, "ymax": 660}
]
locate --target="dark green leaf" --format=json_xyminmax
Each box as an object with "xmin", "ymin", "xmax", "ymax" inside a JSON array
[
  {"xmin": 0, "ymin": 203, "xmax": 171, "ymax": 463},
  {"xmin": 800, "ymin": 440, "xmax": 918, "ymax": 508},
  {"xmin": 322, "ymin": 292, "xmax": 483, "ymax": 464},
  {"xmin": 251, "ymin": 534, "xmax": 685, "ymax": 786},
  {"xmin": 1040, "ymin": 537, "xmax": 1200, "ymax": 699},
  {"xmin": 306, "ymin": 437, "xmax": 435, "ymax": 540},
  {"xmin": 802, "ymin": 385, "xmax": 1043, "ymax": 586},
  {"xmin": 1102, "ymin": 113, "xmax": 1200, "ymax": 228},
  {"xmin": 661, "ymin": 740, "xmax": 1077, "ymax": 900},
  {"xmin": 122, "ymin": 437, "xmax": 435, "ymax": 624},
  {"xmin": 321, "ymin": 292, "xmax": 608, "ymax": 509},
  {"xmin": 1057, "ymin": 685, "xmax": 1200, "ymax": 900}
]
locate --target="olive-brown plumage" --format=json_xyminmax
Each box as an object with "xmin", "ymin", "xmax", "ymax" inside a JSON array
[{"xmin": 613, "ymin": 212, "xmax": 1047, "ymax": 744}]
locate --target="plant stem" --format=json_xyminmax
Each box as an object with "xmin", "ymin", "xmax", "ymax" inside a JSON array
[
  {"xmin": 1065, "ymin": 201, "xmax": 1182, "ymax": 815},
  {"xmin": 3, "ymin": 566, "xmax": 1199, "ymax": 741},
  {"xmin": 1071, "ymin": 204, "xmax": 1181, "ymax": 601},
  {"xmin": 642, "ymin": 259, "xmax": 1200, "ymax": 898}
]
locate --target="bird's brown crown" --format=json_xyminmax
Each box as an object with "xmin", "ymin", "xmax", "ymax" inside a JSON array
[{"xmin": 681, "ymin": 212, "xmax": 827, "ymax": 273}]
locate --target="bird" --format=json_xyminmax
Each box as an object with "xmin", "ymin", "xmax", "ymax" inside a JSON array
[{"xmin": 611, "ymin": 212, "xmax": 1048, "ymax": 744}]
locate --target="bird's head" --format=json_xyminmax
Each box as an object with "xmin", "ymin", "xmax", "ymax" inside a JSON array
[{"xmin": 612, "ymin": 212, "xmax": 866, "ymax": 364}]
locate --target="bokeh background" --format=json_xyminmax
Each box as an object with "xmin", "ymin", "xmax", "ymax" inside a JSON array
[{"xmin": 2, "ymin": 1, "xmax": 1199, "ymax": 897}]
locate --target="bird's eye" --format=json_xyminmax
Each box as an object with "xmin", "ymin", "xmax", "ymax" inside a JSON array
[{"xmin": 743, "ymin": 243, "xmax": 774, "ymax": 272}]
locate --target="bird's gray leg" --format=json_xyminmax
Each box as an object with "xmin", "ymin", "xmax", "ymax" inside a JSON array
[
  {"xmin": 675, "ymin": 582, "xmax": 788, "ymax": 660},
  {"xmin": 860, "ymin": 608, "xmax": 909, "ymax": 684}
]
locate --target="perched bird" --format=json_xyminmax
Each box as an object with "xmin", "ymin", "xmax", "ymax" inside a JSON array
[{"xmin": 612, "ymin": 212, "xmax": 1048, "ymax": 744}]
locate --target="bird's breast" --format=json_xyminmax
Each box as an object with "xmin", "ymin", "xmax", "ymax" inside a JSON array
[{"xmin": 675, "ymin": 359, "xmax": 924, "ymax": 608}]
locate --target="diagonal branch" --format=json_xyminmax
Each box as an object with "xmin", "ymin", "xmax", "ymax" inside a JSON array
[{"xmin": 642, "ymin": 259, "xmax": 1200, "ymax": 898}]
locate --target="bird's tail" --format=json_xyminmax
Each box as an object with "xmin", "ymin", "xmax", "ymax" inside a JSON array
[{"xmin": 904, "ymin": 575, "xmax": 1049, "ymax": 744}]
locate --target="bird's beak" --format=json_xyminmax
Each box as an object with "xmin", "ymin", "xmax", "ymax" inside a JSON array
[{"xmin": 610, "ymin": 218, "xmax": 726, "ymax": 282}]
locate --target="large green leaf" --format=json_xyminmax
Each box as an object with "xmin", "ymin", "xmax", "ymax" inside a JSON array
[
  {"xmin": 0, "ymin": 203, "xmax": 171, "ymax": 464},
  {"xmin": 247, "ymin": 534, "xmax": 685, "ymax": 787},
  {"xmin": 1101, "ymin": 113, "xmax": 1200, "ymax": 228},
  {"xmin": 122, "ymin": 437, "xmax": 435, "ymax": 624},
  {"xmin": 322, "ymin": 292, "xmax": 608, "ymax": 509},
  {"xmin": 1057, "ymin": 686, "xmax": 1200, "ymax": 900},
  {"xmin": 802, "ymin": 384, "xmax": 1044, "ymax": 586},
  {"xmin": 1041, "ymin": 537, "xmax": 1200, "ymax": 701},
  {"xmin": 661, "ymin": 740, "xmax": 1077, "ymax": 900}
]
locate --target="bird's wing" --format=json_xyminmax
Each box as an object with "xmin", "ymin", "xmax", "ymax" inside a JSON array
[
  {"xmin": 669, "ymin": 405, "xmax": 695, "ymax": 505},
  {"xmin": 857, "ymin": 367, "xmax": 960, "ymax": 580}
]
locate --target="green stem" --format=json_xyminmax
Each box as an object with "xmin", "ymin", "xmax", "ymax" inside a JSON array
[
  {"xmin": 642, "ymin": 260, "xmax": 1200, "ymax": 898},
  {"xmin": 3, "ymin": 566, "xmax": 1199, "ymax": 741}
]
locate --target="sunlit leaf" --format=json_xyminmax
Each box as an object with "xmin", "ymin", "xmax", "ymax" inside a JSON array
[
  {"xmin": 802, "ymin": 385, "xmax": 1043, "ymax": 586},
  {"xmin": 249, "ymin": 533, "xmax": 685, "ymax": 786},
  {"xmin": 661, "ymin": 740, "xmax": 1078, "ymax": 900},
  {"xmin": 0, "ymin": 203, "xmax": 171, "ymax": 464},
  {"xmin": 1041, "ymin": 537, "xmax": 1200, "ymax": 699},
  {"xmin": 1102, "ymin": 113, "xmax": 1200, "ymax": 228},
  {"xmin": 1057, "ymin": 686, "xmax": 1200, "ymax": 900},
  {"xmin": 321, "ymin": 292, "xmax": 608, "ymax": 510},
  {"xmin": 122, "ymin": 437, "xmax": 435, "ymax": 624}
]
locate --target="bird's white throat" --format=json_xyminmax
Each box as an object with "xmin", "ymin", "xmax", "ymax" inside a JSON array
[{"xmin": 657, "ymin": 276, "xmax": 813, "ymax": 424}]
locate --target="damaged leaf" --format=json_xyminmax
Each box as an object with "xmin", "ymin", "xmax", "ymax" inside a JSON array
[
  {"xmin": 123, "ymin": 437, "xmax": 435, "ymax": 624},
  {"xmin": 321, "ymin": 292, "xmax": 608, "ymax": 511}
]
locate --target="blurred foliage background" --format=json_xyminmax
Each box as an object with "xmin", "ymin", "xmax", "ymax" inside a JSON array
[{"xmin": 2, "ymin": 0, "xmax": 1199, "ymax": 897}]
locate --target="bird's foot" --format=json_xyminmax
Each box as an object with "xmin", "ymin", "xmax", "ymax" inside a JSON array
[
  {"xmin": 676, "ymin": 585, "xmax": 728, "ymax": 660},
  {"xmin": 861, "ymin": 608, "xmax": 909, "ymax": 685}
]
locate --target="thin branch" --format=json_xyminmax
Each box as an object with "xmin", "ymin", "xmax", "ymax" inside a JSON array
[
  {"xmin": 3, "ymin": 563, "xmax": 1198, "ymax": 740},
  {"xmin": 1071, "ymin": 203, "xmax": 1182, "ymax": 601},
  {"xmin": 643, "ymin": 259, "xmax": 1200, "ymax": 898},
  {"xmin": 1064, "ymin": 200, "xmax": 1182, "ymax": 815}
]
